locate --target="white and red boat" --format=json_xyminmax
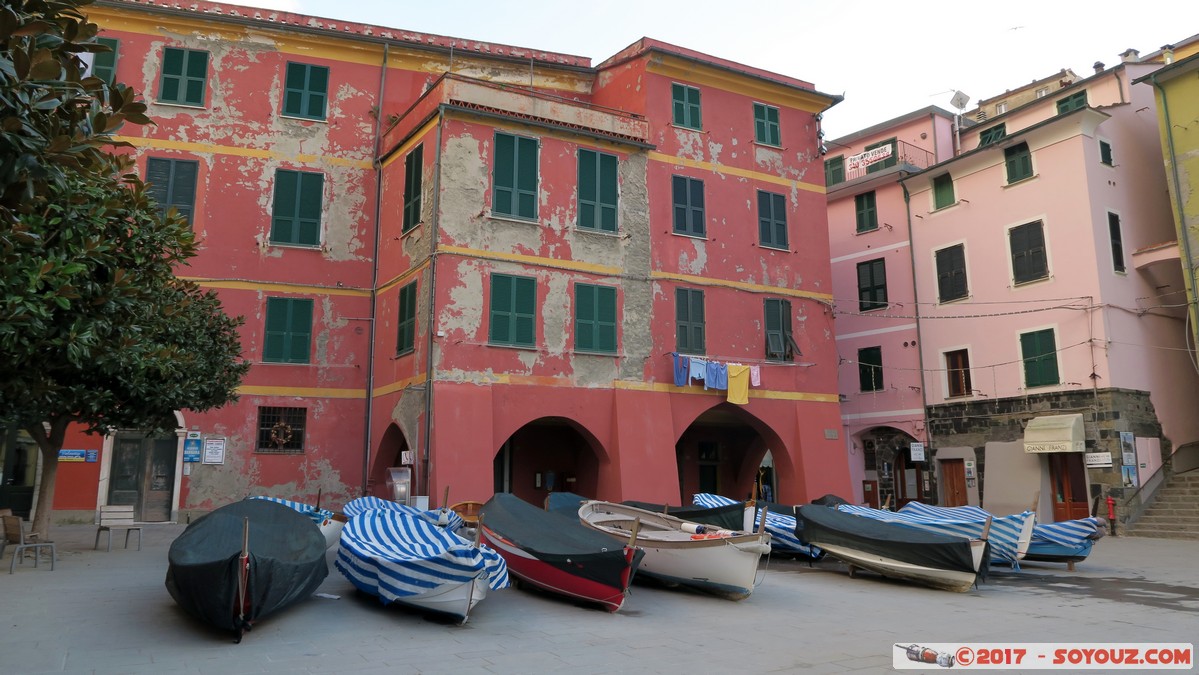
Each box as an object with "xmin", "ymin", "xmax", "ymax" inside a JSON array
[{"xmin": 479, "ymin": 493, "xmax": 643, "ymax": 612}]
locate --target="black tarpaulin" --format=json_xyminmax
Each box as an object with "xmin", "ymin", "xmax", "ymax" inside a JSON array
[
  {"xmin": 481, "ymin": 493, "xmax": 643, "ymax": 588},
  {"xmin": 796, "ymin": 504, "xmax": 986, "ymax": 577},
  {"xmin": 623, "ymin": 500, "xmax": 747, "ymax": 531},
  {"xmin": 165, "ymin": 498, "xmax": 328, "ymax": 632}
]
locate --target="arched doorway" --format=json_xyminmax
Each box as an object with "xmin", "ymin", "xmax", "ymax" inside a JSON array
[
  {"xmin": 369, "ymin": 423, "xmax": 411, "ymax": 499},
  {"xmin": 861, "ymin": 427, "xmax": 924, "ymax": 509},
  {"xmin": 675, "ymin": 403, "xmax": 784, "ymax": 505},
  {"xmin": 493, "ymin": 417, "xmax": 603, "ymax": 507}
]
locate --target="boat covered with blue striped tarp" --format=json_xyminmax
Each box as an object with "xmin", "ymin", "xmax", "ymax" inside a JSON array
[
  {"xmin": 838, "ymin": 502, "xmax": 1036, "ymax": 566},
  {"xmin": 897, "ymin": 502, "xmax": 1105, "ymax": 564},
  {"xmin": 336, "ymin": 506, "xmax": 509, "ymax": 623},
  {"xmin": 692, "ymin": 493, "xmax": 823, "ymax": 560},
  {"xmin": 343, "ymin": 496, "xmax": 466, "ymax": 533},
  {"xmin": 247, "ymin": 496, "xmax": 348, "ymax": 549}
]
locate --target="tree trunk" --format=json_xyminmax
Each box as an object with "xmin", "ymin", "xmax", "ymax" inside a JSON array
[{"xmin": 25, "ymin": 417, "xmax": 69, "ymax": 537}]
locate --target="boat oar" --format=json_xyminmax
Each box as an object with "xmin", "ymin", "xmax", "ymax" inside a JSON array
[
  {"xmin": 757, "ymin": 505, "xmax": 768, "ymax": 534},
  {"xmin": 236, "ymin": 516, "xmax": 250, "ymax": 642},
  {"xmin": 315, "ymin": 488, "xmax": 322, "ymax": 511},
  {"xmin": 981, "ymin": 516, "xmax": 993, "ymax": 541},
  {"xmin": 473, "ymin": 513, "xmax": 484, "ymax": 546},
  {"xmin": 443, "ymin": 485, "xmax": 450, "ymax": 510},
  {"xmin": 627, "ymin": 517, "xmax": 641, "ymax": 548}
]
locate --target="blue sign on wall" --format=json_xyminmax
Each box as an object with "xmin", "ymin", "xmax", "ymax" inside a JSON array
[
  {"xmin": 59, "ymin": 449, "xmax": 87, "ymax": 462},
  {"xmin": 183, "ymin": 437, "xmax": 202, "ymax": 463},
  {"xmin": 86, "ymin": 449, "xmax": 98, "ymax": 463}
]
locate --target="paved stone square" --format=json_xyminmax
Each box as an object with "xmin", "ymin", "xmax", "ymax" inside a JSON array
[{"xmin": 2, "ymin": 524, "xmax": 1196, "ymax": 674}]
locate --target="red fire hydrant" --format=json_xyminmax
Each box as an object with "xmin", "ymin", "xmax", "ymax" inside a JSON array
[{"xmin": 1106, "ymin": 495, "xmax": 1117, "ymax": 536}]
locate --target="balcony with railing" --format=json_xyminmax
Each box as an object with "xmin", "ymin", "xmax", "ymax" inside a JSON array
[{"xmin": 825, "ymin": 139, "xmax": 936, "ymax": 196}]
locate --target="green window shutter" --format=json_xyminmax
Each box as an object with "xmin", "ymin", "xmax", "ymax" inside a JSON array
[
  {"xmin": 1056, "ymin": 91, "xmax": 1087, "ymax": 115},
  {"xmin": 489, "ymin": 274, "xmax": 513, "ymax": 344},
  {"xmin": 264, "ymin": 298, "xmax": 312, "ymax": 363},
  {"xmin": 93, "ymin": 37, "xmax": 119, "ymax": 85},
  {"xmin": 753, "ymin": 103, "xmax": 780, "ymax": 146},
  {"xmin": 1021, "ymin": 329, "xmax": 1059, "ymax": 387},
  {"xmin": 764, "ymin": 298, "xmax": 792, "ymax": 361},
  {"xmin": 978, "ymin": 124, "xmax": 1006, "ymax": 148},
  {"xmin": 758, "ymin": 191, "xmax": 787, "ymax": 249},
  {"xmin": 512, "ymin": 276, "xmax": 536, "ymax": 346},
  {"xmin": 159, "ymin": 47, "xmax": 208, "ymax": 106},
  {"xmin": 403, "ymin": 145, "xmax": 423, "ymax": 233},
  {"xmin": 675, "ymin": 288, "xmax": 705, "ymax": 354},
  {"xmin": 1100, "ymin": 141, "xmax": 1114, "ymax": 166},
  {"xmin": 1005, "ymin": 142, "xmax": 1033, "ymax": 183},
  {"xmin": 936, "ymin": 245, "xmax": 968, "ymax": 302},
  {"xmin": 397, "ymin": 282, "xmax": 417, "ymax": 355},
  {"xmin": 1108, "ymin": 212, "xmax": 1125, "ymax": 273},
  {"xmin": 824, "ymin": 156, "xmax": 844, "ymax": 186},
  {"xmin": 271, "ymin": 170, "xmax": 323, "ymax": 246},
  {"xmin": 598, "ymin": 151, "xmax": 618, "ymax": 232},
  {"xmin": 933, "ymin": 173, "xmax": 955, "ymax": 209},
  {"xmin": 855, "ymin": 191, "xmax": 878, "ymax": 232},
  {"xmin": 672, "ymin": 83, "xmax": 701, "ymax": 129},
  {"xmin": 857, "ymin": 259, "xmax": 887, "ymax": 311},
  {"xmin": 493, "ymin": 133, "xmax": 538, "ymax": 219},
  {"xmin": 575, "ymin": 284, "xmax": 617, "ymax": 353},
  {"xmin": 858, "ymin": 346, "xmax": 883, "ymax": 391},
  {"xmin": 578, "ymin": 149, "xmax": 617, "ymax": 232},
  {"xmin": 672, "ymin": 175, "xmax": 705, "ymax": 237},
  {"xmin": 1010, "ymin": 220, "xmax": 1047, "ymax": 283},
  {"xmin": 146, "ymin": 157, "xmax": 198, "ymax": 225},
  {"xmin": 283, "ymin": 62, "xmax": 329, "ymax": 120}
]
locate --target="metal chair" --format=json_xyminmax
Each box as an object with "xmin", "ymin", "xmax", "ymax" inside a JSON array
[{"xmin": 2, "ymin": 515, "xmax": 55, "ymax": 573}]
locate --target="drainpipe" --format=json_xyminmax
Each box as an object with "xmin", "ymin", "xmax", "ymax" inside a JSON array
[
  {"xmin": 1148, "ymin": 73, "xmax": 1199, "ymax": 351},
  {"xmin": 902, "ymin": 183, "xmax": 932, "ymax": 442},
  {"xmin": 422, "ymin": 107, "xmax": 446, "ymax": 501},
  {"xmin": 361, "ymin": 44, "xmax": 390, "ymax": 495}
]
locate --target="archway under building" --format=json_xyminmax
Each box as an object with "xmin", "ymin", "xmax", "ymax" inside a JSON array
[
  {"xmin": 493, "ymin": 417, "xmax": 603, "ymax": 507},
  {"xmin": 369, "ymin": 423, "xmax": 412, "ymax": 499},
  {"xmin": 858, "ymin": 427, "xmax": 924, "ymax": 509},
  {"xmin": 675, "ymin": 403, "xmax": 786, "ymax": 505}
]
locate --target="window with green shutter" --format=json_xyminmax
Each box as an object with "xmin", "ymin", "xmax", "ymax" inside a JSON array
[
  {"xmin": 824, "ymin": 155, "xmax": 844, "ymax": 186},
  {"xmin": 857, "ymin": 259, "xmax": 887, "ymax": 311},
  {"xmin": 675, "ymin": 288, "xmax": 705, "ymax": 355},
  {"xmin": 145, "ymin": 157, "xmax": 198, "ymax": 225},
  {"xmin": 92, "ymin": 37, "xmax": 119, "ymax": 85},
  {"xmin": 271, "ymin": 169, "xmax": 323, "ymax": 246},
  {"xmin": 855, "ymin": 190, "xmax": 878, "ymax": 232},
  {"xmin": 578, "ymin": 148, "xmax": 618, "ymax": 232},
  {"xmin": 403, "ymin": 145, "xmax": 423, "ymax": 233},
  {"xmin": 574, "ymin": 283, "xmax": 617, "ymax": 354},
  {"xmin": 1056, "ymin": 91, "xmax": 1087, "ymax": 115},
  {"xmin": 1099, "ymin": 140, "xmax": 1114, "ymax": 166},
  {"xmin": 282, "ymin": 62, "xmax": 329, "ymax": 120},
  {"xmin": 758, "ymin": 190, "xmax": 788, "ymax": 249},
  {"xmin": 1020, "ymin": 328, "xmax": 1059, "ymax": 387},
  {"xmin": 263, "ymin": 297, "xmax": 313, "ymax": 364},
  {"xmin": 978, "ymin": 124, "xmax": 1006, "ymax": 147},
  {"xmin": 396, "ymin": 282, "xmax": 417, "ymax": 355},
  {"xmin": 493, "ymin": 132, "xmax": 538, "ymax": 220},
  {"xmin": 672, "ymin": 175, "xmax": 705, "ymax": 237},
  {"xmin": 158, "ymin": 47, "xmax": 208, "ymax": 106},
  {"xmin": 753, "ymin": 103, "xmax": 780, "ymax": 146},
  {"xmin": 1004, "ymin": 142, "xmax": 1033, "ymax": 183},
  {"xmin": 935, "ymin": 244, "xmax": 968, "ymax": 302},
  {"xmin": 489, "ymin": 273, "xmax": 536, "ymax": 347},
  {"xmin": 671, "ymin": 83, "xmax": 702, "ymax": 130},
  {"xmin": 933, "ymin": 173, "xmax": 955, "ymax": 209},
  {"xmin": 1108, "ymin": 212, "xmax": 1125, "ymax": 273},
  {"xmin": 1010, "ymin": 220, "xmax": 1048, "ymax": 283},
  {"xmin": 864, "ymin": 137, "xmax": 897, "ymax": 173},
  {"xmin": 858, "ymin": 346, "xmax": 883, "ymax": 392},
  {"xmin": 764, "ymin": 298, "xmax": 796, "ymax": 362}
]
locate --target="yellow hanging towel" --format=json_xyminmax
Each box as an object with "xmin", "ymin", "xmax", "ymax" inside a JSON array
[{"xmin": 727, "ymin": 365, "xmax": 750, "ymax": 405}]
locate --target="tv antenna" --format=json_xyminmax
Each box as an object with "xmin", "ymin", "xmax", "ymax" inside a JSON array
[{"xmin": 949, "ymin": 91, "xmax": 970, "ymax": 156}]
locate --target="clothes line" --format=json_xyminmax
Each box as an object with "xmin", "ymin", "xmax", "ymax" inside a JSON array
[{"xmin": 671, "ymin": 353, "xmax": 755, "ymax": 405}]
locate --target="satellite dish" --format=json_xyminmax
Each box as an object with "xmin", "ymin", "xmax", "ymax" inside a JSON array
[{"xmin": 950, "ymin": 91, "xmax": 970, "ymax": 111}]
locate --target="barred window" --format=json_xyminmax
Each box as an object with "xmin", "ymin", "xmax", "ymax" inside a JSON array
[{"xmin": 256, "ymin": 406, "xmax": 306, "ymax": 454}]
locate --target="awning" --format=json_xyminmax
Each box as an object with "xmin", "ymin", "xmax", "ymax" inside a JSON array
[{"xmin": 1023, "ymin": 414, "xmax": 1085, "ymax": 453}]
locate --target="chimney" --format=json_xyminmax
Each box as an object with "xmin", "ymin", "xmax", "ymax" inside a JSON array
[
  {"xmin": 1162, "ymin": 44, "xmax": 1175, "ymax": 64},
  {"xmin": 1093, "ymin": 61, "xmax": 1105, "ymax": 74},
  {"xmin": 1120, "ymin": 48, "xmax": 1140, "ymax": 63}
]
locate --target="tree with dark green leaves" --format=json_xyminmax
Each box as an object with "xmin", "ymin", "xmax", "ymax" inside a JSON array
[{"xmin": 1, "ymin": 0, "xmax": 249, "ymax": 535}]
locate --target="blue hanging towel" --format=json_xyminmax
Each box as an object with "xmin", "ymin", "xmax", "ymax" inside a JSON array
[
  {"xmin": 705, "ymin": 361, "xmax": 728, "ymax": 390},
  {"xmin": 672, "ymin": 353, "xmax": 689, "ymax": 387},
  {"xmin": 689, "ymin": 357, "xmax": 708, "ymax": 384}
]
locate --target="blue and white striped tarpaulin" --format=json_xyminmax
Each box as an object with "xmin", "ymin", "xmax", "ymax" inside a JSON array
[
  {"xmin": 839, "ymin": 502, "xmax": 1035, "ymax": 565},
  {"xmin": 336, "ymin": 508, "xmax": 509, "ymax": 606},
  {"xmin": 247, "ymin": 496, "xmax": 335, "ymax": 525},
  {"xmin": 896, "ymin": 502, "xmax": 1104, "ymax": 548},
  {"xmin": 692, "ymin": 493, "xmax": 822, "ymax": 559},
  {"xmin": 343, "ymin": 496, "xmax": 466, "ymax": 533}
]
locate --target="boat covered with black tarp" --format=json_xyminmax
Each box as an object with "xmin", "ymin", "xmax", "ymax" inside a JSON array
[{"xmin": 165, "ymin": 498, "xmax": 328, "ymax": 638}]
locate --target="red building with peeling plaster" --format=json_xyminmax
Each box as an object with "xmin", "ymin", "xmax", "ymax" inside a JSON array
[{"xmin": 20, "ymin": 0, "xmax": 850, "ymax": 524}]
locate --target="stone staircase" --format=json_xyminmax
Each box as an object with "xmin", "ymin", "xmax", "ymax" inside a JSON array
[{"xmin": 1127, "ymin": 471, "xmax": 1199, "ymax": 540}]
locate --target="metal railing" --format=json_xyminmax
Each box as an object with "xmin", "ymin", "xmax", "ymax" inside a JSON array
[
  {"xmin": 830, "ymin": 140, "xmax": 936, "ymax": 186},
  {"xmin": 1117, "ymin": 444, "xmax": 1197, "ymax": 527}
]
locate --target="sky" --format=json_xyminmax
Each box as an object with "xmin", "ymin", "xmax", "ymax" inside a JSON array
[{"xmin": 218, "ymin": 0, "xmax": 1199, "ymax": 139}]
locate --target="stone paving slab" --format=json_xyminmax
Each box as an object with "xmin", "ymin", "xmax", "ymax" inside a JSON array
[{"xmin": 1, "ymin": 524, "xmax": 1197, "ymax": 674}]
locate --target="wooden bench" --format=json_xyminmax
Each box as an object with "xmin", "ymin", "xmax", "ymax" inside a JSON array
[{"xmin": 94, "ymin": 505, "xmax": 143, "ymax": 552}]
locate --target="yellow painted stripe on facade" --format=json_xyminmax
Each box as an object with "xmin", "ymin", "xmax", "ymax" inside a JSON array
[
  {"xmin": 614, "ymin": 379, "xmax": 837, "ymax": 402},
  {"xmin": 440, "ymin": 245, "xmax": 624, "ymax": 276},
  {"xmin": 377, "ymin": 260, "xmax": 432, "ymax": 296},
  {"xmin": 238, "ymin": 385, "xmax": 365, "ymax": 398},
  {"xmin": 373, "ymin": 373, "xmax": 428, "ymax": 398},
  {"xmin": 182, "ymin": 278, "xmax": 371, "ymax": 297},
  {"xmin": 380, "ymin": 117, "xmax": 441, "ymax": 170},
  {"xmin": 649, "ymin": 271, "xmax": 834, "ymax": 302},
  {"xmin": 114, "ymin": 136, "xmax": 373, "ymax": 169},
  {"xmin": 646, "ymin": 55, "xmax": 837, "ymax": 114},
  {"xmin": 648, "ymin": 151, "xmax": 824, "ymax": 194}
]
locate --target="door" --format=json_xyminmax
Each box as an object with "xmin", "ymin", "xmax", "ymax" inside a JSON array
[
  {"xmin": 862, "ymin": 480, "xmax": 879, "ymax": 509},
  {"xmin": 1049, "ymin": 453, "xmax": 1090, "ymax": 521},
  {"xmin": 940, "ymin": 458, "xmax": 967, "ymax": 507},
  {"xmin": 0, "ymin": 428, "xmax": 37, "ymax": 518},
  {"xmin": 108, "ymin": 434, "xmax": 176, "ymax": 521},
  {"xmin": 892, "ymin": 452, "xmax": 923, "ymax": 507}
]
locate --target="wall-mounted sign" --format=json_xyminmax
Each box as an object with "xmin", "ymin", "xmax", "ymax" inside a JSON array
[
  {"xmin": 203, "ymin": 437, "xmax": 226, "ymax": 465},
  {"xmin": 910, "ymin": 442, "xmax": 925, "ymax": 462},
  {"xmin": 846, "ymin": 144, "xmax": 893, "ymax": 172},
  {"xmin": 964, "ymin": 460, "xmax": 976, "ymax": 479},
  {"xmin": 184, "ymin": 437, "xmax": 202, "ymax": 463},
  {"xmin": 1084, "ymin": 451, "xmax": 1113, "ymax": 468},
  {"xmin": 58, "ymin": 449, "xmax": 86, "ymax": 462},
  {"xmin": 86, "ymin": 449, "xmax": 98, "ymax": 463}
]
